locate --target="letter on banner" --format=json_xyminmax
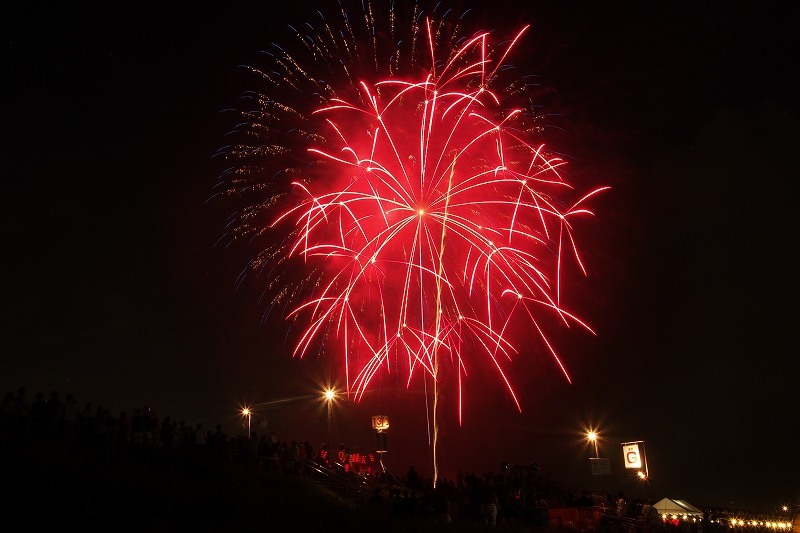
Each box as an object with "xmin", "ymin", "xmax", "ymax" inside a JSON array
[{"xmin": 623, "ymin": 443, "xmax": 642, "ymax": 469}]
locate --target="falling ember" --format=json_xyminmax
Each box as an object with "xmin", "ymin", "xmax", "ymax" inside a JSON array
[{"xmin": 217, "ymin": 1, "xmax": 608, "ymax": 480}]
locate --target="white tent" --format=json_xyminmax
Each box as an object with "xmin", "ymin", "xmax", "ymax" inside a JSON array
[{"xmin": 654, "ymin": 498, "xmax": 703, "ymax": 517}]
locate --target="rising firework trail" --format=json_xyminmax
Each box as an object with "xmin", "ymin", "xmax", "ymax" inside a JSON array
[{"xmin": 216, "ymin": 0, "xmax": 608, "ymax": 484}]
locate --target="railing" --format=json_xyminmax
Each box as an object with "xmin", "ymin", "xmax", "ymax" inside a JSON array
[{"xmin": 304, "ymin": 459, "xmax": 382, "ymax": 503}]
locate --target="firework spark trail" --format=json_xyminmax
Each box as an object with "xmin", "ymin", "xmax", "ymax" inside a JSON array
[{"xmin": 219, "ymin": 1, "xmax": 607, "ymax": 458}]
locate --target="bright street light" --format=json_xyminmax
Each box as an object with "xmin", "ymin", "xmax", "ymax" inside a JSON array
[
  {"xmin": 322, "ymin": 388, "xmax": 337, "ymax": 444},
  {"xmin": 586, "ymin": 430, "xmax": 599, "ymax": 458},
  {"xmin": 242, "ymin": 407, "xmax": 251, "ymax": 438}
]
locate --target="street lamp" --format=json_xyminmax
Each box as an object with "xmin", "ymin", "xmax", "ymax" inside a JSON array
[
  {"xmin": 242, "ymin": 407, "xmax": 251, "ymax": 439},
  {"xmin": 323, "ymin": 388, "xmax": 337, "ymax": 444},
  {"xmin": 585, "ymin": 429, "xmax": 606, "ymax": 493},
  {"xmin": 587, "ymin": 430, "xmax": 599, "ymax": 458}
]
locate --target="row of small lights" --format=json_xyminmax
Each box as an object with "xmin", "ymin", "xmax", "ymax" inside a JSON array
[
  {"xmin": 662, "ymin": 516, "xmax": 792, "ymax": 529},
  {"xmin": 719, "ymin": 519, "xmax": 792, "ymax": 529}
]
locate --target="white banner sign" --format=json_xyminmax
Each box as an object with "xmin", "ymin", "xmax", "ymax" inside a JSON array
[{"xmin": 623, "ymin": 443, "xmax": 642, "ymax": 469}]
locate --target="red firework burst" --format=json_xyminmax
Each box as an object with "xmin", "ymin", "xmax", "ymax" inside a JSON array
[{"xmin": 219, "ymin": 2, "xmax": 608, "ymax": 422}]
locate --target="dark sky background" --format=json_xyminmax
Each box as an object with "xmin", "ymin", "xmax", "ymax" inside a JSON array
[{"xmin": 5, "ymin": 0, "xmax": 799, "ymax": 514}]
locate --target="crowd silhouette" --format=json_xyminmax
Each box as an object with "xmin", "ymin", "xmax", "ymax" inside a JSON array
[{"xmin": 2, "ymin": 386, "xmax": 778, "ymax": 531}]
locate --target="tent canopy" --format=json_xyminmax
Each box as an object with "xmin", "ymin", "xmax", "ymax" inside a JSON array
[{"xmin": 654, "ymin": 498, "xmax": 703, "ymax": 516}]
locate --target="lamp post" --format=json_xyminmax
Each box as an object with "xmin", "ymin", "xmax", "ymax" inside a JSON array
[
  {"xmin": 242, "ymin": 407, "xmax": 251, "ymax": 439},
  {"xmin": 323, "ymin": 388, "xmax": 336, "ymax": 444},
  {"xmin": 586, "ymin": 429, "xmax": 608, "ymax": 495},
  {"xmin": 587, "ymin": 431, "xmax": 599, "ymax": 458}
]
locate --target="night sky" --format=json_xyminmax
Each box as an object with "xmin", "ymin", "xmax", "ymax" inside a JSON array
[{"xmin": 5, "ymin": 0, "xmax": 799, "ymax": 514}]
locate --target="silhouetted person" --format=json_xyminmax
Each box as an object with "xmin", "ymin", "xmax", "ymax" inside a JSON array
[
  {"xmin": 577, "ymin": 488, "xmax": 593, "ymax": 507},
  {"xmin": 481, "ymin": 478, "xmax": 499, "ymax": 526},
  {"xmin": 433, "ymin": 482, "xmax": 452, "ymax": 523},
  {"xmin": 407, "ymin": 465, "xmax": 420, "ymax": 496},
  {"xmin": 617, "ymin": 491, "xmax": 629, "ymax": 517},
  {"xmin": 141, "ymin": 407, "xmax": 157, "ymax": 446},
  {"xmin": 77, "ymin": 402, "xmax": 94, "ymax": 443},
  {"xmin": 643, "ymin": 499, "xmax": 663, "ymax": 533},
  {"xmin": 193, "ymin": 423, "xmax": 205, "ymax": 449},
  {"xmin": 177, "ymin": 420, "xmax": 191, "ymax": 450},
  {"xmin": 29, "ymin": 392, "xmax": 46, "ymax": 435},
  {"xmin": 44, "ymin": 391, "xmax": 62, "ymax": 436},
  {"xmin": 13, "ymin": 387, "xmax": 29, "ymax": 428},
  {"xmin": 160, "ymin": 416, "xmax": 174, "ymax": 450},
  {"xmin": 210, "ymin": 424, "xmax": 227, "ymax": 453},
  {"xmin": 94, "ymin": 405, "xmax": 111, "ymax": 447},
  {"xmin": 1, "ymin": 391, "xmax": 15, "ymax": 426},
  {"xmin": 63, "ymin": 393, "xmax": 77, "ymax": 436},
  {"xmin": 369, "ymin": 487, "xmax": 384, "ymax": 509},
  {"xmin": 116, "ymin": 411, "xmax": 131, "ymax": 447}
]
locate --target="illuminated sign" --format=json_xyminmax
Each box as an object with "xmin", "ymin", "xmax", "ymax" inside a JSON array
[
  {"xmin": 371, "ymin": 415, "xmax": 390, "ymax": 430},
  {"xmin": 622, "ymin": 442, "xmax": 642, "ymax": 469}
]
